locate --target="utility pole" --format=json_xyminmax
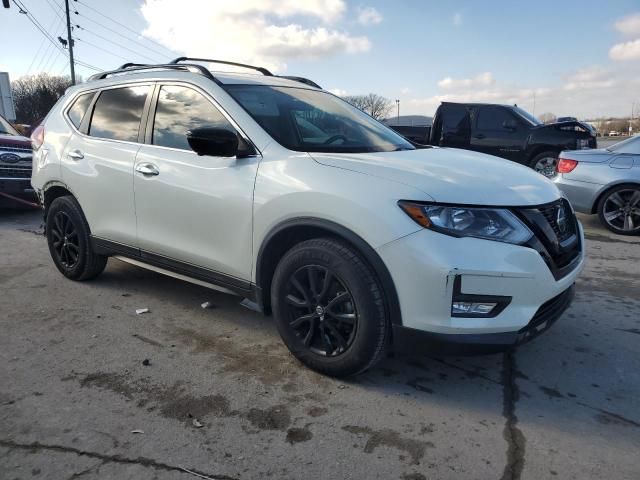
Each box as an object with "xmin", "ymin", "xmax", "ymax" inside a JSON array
[
  {"xmin": 64, "ymin": 0, "xmax": 75, "ymax": 84},
  {"xmin": 395, "ymin": 99, "xmax": 400, "ymax": 123}
]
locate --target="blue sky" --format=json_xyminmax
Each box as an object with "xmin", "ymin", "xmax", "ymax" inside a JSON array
[{"xmin": 1, "ymin": 0, "xmax": 639, "ymax": 118}]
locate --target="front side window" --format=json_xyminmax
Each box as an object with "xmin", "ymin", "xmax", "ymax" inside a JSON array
[
  {"xmin": 89, "ymin": 85, "xmax": 149, "ymax": 142},
  {"xmin": 224, "ymin": 85, "xmax": 414, "ymax": 153},
  {"xmin": 476, "ymin": 107, "xmax": 516, "ymax": 130},
  {"xmin": 152, "ymin": 85, "xmax": 233, "ymax": 151},
  {"xmin": 67, "ymin": 93, "xmax": 93, "ymax": 129}
]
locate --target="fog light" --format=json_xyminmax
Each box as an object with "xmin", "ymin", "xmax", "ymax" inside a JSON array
[{"xmin": 452, "ymin": 302, "xmax": 498, "ymax": 315}]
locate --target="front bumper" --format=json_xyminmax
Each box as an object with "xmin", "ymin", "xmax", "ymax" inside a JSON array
[
  {"xmin": 377, "ymin": 221, "xmax": 584, "ymax": 343},
  {"xmin": 392, "ymin": 284, "xmax": 575, "ymax": 354}
]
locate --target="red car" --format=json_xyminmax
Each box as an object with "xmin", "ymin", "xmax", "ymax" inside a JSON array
[{"xmin": 0, "ymin": 114, "xmax": 37, "ymax": 206}]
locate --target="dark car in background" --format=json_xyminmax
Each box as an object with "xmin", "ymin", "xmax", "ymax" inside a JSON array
[
  {"xmin": 0, "ymin": 114, "xmax": 36, "ymax": 205},
  {"xmin": 389, "ymin": 102, "xmax": 597, "ymax": 178}
]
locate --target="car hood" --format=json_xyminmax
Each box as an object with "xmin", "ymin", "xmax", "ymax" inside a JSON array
[
  {"xmin": 559, "ymin": 148, "xmax": 612, "ymax": 163},
  {"xmin": 310, "ymin": 147, "xmax": 560, "ymax": 206},
  {"xmin": 0, "ymin": 133, "xmax": 31, "ymax": 147}
]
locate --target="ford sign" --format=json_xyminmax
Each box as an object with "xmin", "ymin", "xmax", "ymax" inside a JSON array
[{"xmin": 0, "ymin": 152, "xmax": 21, "ymax": 163}]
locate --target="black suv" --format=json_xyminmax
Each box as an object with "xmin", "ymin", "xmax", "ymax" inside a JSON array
[{"xmin": 391, "ymin": 102, "xmax": 597, "ymax": 177}]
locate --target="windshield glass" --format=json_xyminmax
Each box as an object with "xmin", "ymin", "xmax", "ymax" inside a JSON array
[
  {"xmin": 0, "ymin": 116, "xmax": 19, "ymax": 136},
  {"xmin": 607, "ymin": 135, "xmax": 640, "ymax": 153},
  {"xmin": 224, "ymin": 85, "xmax": 414, "ymax": 153},
  {"xmin": 513, "ymin": 107, "xmax": 542, "ymax": 126}
]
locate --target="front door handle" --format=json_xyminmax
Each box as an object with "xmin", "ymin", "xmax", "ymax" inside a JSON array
[
  {"xmin": 135, "ymin": 162, "xmax": 160, "ymax": 176},
  {"xmin": 67, "ymin": 149, "xmax": 84, "ymax": 160},
  {"xmin": 474, "ymin": 134, "xmax": 486, "ymax": 140}
]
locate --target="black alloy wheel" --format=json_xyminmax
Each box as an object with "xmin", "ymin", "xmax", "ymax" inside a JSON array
[
  {"xmin": 50, "ymin": 211, "xmax": 80, "ymax": 269},
  {"xmin": 283, "ymin": 265, "xmax": 358, "ymax": 357}
]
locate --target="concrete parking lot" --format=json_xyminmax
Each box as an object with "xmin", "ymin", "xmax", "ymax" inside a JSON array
[{"xmin": 1, "ymin": 207, "xmax": 639, "ymax": 480}]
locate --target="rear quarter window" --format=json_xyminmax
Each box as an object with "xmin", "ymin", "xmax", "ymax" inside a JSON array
[{"xmin": 67, "ymin": 93, "xmax": 94, "ymax": 129}]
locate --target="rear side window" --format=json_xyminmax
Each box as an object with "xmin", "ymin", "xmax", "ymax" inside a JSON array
[
  {"xmin": 89, "ymin": 86, "xmax": 149, "ymax": 142},
  {"xmin": 67, "ymin": 93, "xmax": 93, "ymax": 129},
  {"xmin": 476, "ymin": 107, "xmax": 515, "ymax": 130},
  {"xmin": 152, "ymin": 85, "xmax": 233, "ymax": 151}
]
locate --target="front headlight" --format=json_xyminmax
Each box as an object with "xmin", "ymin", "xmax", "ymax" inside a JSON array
[{"xmin": 398, "ymin": 201, "xmax": 533, "ymax": 245}]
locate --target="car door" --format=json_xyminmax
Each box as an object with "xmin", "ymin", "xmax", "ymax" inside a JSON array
[
  {"xmin": 61, "ymin": 84, "xmax": 151, "ymax": 246},
  {"xmin": 435, "ymin": 104, "xmax": 470, "ymax": 149},
  {"xmin": 133, "ymin": 83, "xmax": 259, "ymax": 283},
  {"xmin": 470, "ymin": 106, "xmax": 528, "ymax": 162}
]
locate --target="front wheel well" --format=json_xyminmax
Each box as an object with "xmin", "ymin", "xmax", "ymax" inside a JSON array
[{"xmin": 255, "ymin": 219, "xmax": 402, "ymax": 326}]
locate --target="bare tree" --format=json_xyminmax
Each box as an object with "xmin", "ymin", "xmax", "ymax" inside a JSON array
[
  {"xmin": 343, "ymin": 93, "xmax": 394, "ymax": 120},
  {"xmin": 12, "ymin": 73, "xmax": 74, "ymax": 125},
  {"xmin": 538, "ymin": 112, "xmax": 557, "ymax": 124}
]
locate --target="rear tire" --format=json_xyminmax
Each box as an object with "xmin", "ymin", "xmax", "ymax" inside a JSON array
[
  {"xmin": 46, "ymin": 196, "xmax": 108, "ymax": 280},
  {"xmin": 529, "ymin": 151, "xmax": 559, "ymax": 178},
  {"xmin": 271, "ymin": 238, "xmax": 388, "ymax": 377},
  {"xmin": 597, "ymin": 184, "xmax": 640, "ymax": 235}
]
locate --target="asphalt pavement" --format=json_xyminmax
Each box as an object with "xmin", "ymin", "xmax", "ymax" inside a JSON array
[{"xmin": 1, "ymin": 207, "xmax": 639, "ymax": 480}]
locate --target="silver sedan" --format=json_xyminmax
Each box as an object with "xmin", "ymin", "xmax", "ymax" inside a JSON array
[{"xmin": 554, "ymin": 135, "xmax": 640, "ymax": 235}]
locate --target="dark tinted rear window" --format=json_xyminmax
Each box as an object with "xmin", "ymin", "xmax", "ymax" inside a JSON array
[
  {"xmin": 89, "ymin": 86, "xmax": 149, "ymax": 142},
  {"xmin": 67, "ymin": 93, "xmax": 93, "ymax": 128}
]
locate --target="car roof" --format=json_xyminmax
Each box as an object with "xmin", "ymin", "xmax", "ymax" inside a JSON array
[{"xmin": 441, "ymin": 101, "xmax": 515, "ymax": 108}]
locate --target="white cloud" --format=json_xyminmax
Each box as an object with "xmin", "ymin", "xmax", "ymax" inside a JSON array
[
  {"xmin": 140, "ymin": 0, "xmax": 370, "ymax": 72},
  {"xmin": 452, "ymin": 12, "xmax": 462, "ymax": 27},
  {"xmin": 438, "ymin": 72, "xmax": 494, "ymax": 90},
  {"xmin": 357, "ymin": 6, "xmax": 382, "ymax": 25},
  {"xmin": 406, "ymin": 65, "xmax": 640, "ymax": 119},
  {"xmin": 400, "ymin": 87, "xmax": 411, "ymax": 95},
  {"xmin": 614, "ymin": 13, "xmax": 640, "ymax": 36},
  {"xmin": 328, "ymin": 88, "xmax": 347, "ymax": 96},
  {"xmin": 609, "ymin": 38, "xmax": 640, "ymax": 61}
]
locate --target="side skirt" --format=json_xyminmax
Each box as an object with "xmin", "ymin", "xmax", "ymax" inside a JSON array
[{"xmin": 92, "ymin": 236, "xmax": 260, "ymax": 306}]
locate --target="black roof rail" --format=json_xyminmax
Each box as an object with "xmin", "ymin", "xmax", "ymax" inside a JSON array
[
  {"xmin": 277, "ymin": 75, "xmax": 322, "ymax": 89},
  {"xmin": 87, "ymin": 63, "xmax": 217, "ymax": 82},
  {"xmin": 170, "ymin": 57, "xmax": 273, "ymax": 76}
]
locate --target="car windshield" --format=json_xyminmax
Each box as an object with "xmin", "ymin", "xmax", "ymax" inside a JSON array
[
  {"xmin": 513, "ymin": 107, "xmax": 542, "ymax": 126},
  {"xmin": 607, "ymin": 135, "xmax": 640, "ymax": 154},
  {"xmin": 0, "ymin": 115, "xmax": 19, "ymax": 136},
  {"xmin": 224, "ymin": 85, "xmax": 414, "ymax": 153}
]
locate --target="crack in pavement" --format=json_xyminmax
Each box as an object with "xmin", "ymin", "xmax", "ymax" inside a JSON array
[
  {"xmin": 0, "ymin": 439, "xmax": 237, "ymax": 480},
  {"xmin": 500, "ymin": 351, "xmax": 526, "ymax": 480}
]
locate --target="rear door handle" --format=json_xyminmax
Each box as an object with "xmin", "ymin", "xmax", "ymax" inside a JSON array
[
  {"xmin": 135, "ymin": 162, "xmax": 160, "ymax": 176},
  {"xmin": 474, "ymin": 134, "xmax": 486, "ymax": 140},
  {"xmin": 67, "ymin": 149, "xmax": 84, "ymax": 160}
]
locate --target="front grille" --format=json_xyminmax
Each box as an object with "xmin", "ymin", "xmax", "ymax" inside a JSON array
[
  {"xmin": 516, "ymin": 199, "xmax": 581, "ymax": 279},
  {"xmin": 0, "ymin": 144, "xmax": 32, "ymax": 153},
  {"xmin": 0, "ymin": 165, "xmax": 32, "ymax": 179}
]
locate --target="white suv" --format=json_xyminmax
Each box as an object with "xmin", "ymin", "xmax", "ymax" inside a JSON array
[{"xmin": 31, "ymin": 59, "xmax": 584, "ymax": 377}]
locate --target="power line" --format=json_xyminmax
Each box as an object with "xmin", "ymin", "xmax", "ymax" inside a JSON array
[
  {"xmin": 74, "ymin": 0, "xmax": 176, "ymax": 57},
  {"xmin": 75, "ymin": 37, "xmax": 131, "ymax": 63},
  {"xmin": 75, "ymin": 25, "xmax": 163, "ymax": 63},
  {"xmin": 74, "ymin": 10, "xmax": 173, "ymax": 60}
]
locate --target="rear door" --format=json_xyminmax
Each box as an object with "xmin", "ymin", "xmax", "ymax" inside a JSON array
[
  {"xmin": 435, "ymin": 104, "xmax": 470, "ymax": 149},
  {"xmin": 470, "ymin": 106, "xmax": 528, "ymax": 162},
  {"xmin": 61, "ymin": 84, "xmax": 151, "ymax": 246},
  {"xmin": 133, "ymin": 83, "xmax": 259, "ymax": 282}
]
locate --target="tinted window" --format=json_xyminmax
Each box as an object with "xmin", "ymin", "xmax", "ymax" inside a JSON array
[
  {"xmin": 441, "ymin": 105, "xmax": 469, "ymax": 136},
  {"xmin": 152, "ymin": 85, "xmax": 233, "ymax": 151},
  {"xmin": 225, "ymin": 85, "xmax": 413, "ymax": 153},
  {"xmin": 477, "ymin": 107, "xmax": 516, "ymax": 130},
  {"xmin": 67, "ymin": 93, "xmax": 93, "ymax": 128},
  {"xmin": 89, "ymin": 86, "xmax": 149, "ymax": 142}
]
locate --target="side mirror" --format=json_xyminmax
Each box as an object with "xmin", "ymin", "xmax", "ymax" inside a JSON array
[{"xmin": 186, "ymin": 127, "xmax": 255, "ymax": 158}]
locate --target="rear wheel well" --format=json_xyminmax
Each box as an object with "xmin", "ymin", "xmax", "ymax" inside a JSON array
[
  {"xmin": 43, "ymin": 185, "xmax": 74, "ymax": 211},
  {"xmin": 256, "ymin": 220, "xmax": 402, "ymax": 326},
  {"xmin": 591, "ymin": 182, "xmax": 640, "ymax": 214},
  {"xmin": 527, "ymin": 146, "xmax": 560, "ymax": 163}
]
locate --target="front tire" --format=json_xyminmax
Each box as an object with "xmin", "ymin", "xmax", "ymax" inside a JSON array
[
  {"xmin": 529, "ymin": 151, "xmax": 559, "ymax": 178},
  {"xmin": 46, "ymin": 196, "xmax": 108, "ymax": 280},
  {"xmin": 271, "ymin": 238, "xmax": 388, "ymax": 377},
  {"xmin": 597, "ymin": 184, "xmax": 640, "ymax": 235}
]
